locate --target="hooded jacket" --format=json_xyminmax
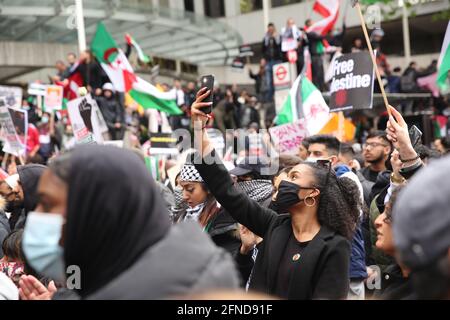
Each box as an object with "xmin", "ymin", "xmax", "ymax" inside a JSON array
[{"xmin": 13, "ymin": 164, "xmax": 47, "ymax": 230}]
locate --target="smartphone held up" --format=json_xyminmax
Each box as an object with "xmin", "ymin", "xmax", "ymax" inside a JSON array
[{"xmin": 200, "ymin": 75, "xmax": 214, "ymax": 114}]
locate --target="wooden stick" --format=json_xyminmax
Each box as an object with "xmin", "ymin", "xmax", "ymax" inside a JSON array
[
  {"xmin": 18, "ymin": 155, "xmax": 25, "ymax": 165},
  {"xmin": 355, "ymin": 2, "xmax": 391, "ymax": 116},
  {"xmin": 338, "ymin": 111, "xmax": 345, "ymax": 141},
  {"xmin": 2, "ymin": 152, "xmax": 9, "ymax": 171}
]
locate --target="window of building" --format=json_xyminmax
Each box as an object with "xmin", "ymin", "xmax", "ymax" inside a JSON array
[
  {"xmin": 184, "ymin": 0, "xmax": 195, "ymax": 12},
  {"xmin": 159, "ymin": 0, "xmax": 169, "ymax": 7},
  {"xmin": 240, "ymin": 0, "xmax": 263, "ymax": 14},
  {"xmin": 271, "ymin": 0, "xmax": 302, "ymax": 8},
  {"xmin": 204, "ymin": 0, "xmax": 225, "ymax": 17}
]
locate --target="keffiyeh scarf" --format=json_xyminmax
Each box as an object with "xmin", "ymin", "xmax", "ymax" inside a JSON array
[{"xmin": 237, "ymin": 179, "xmax": 273, "ymax": 203}]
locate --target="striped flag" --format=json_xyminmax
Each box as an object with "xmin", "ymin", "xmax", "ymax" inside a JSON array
[
  {"xmin": 437, "ymin": 21, "xmax": 450, "ymax": 92},
  {"xmin": 126, "ymin": 33, "xmax": 151, "ymax": 64},
  {"xmin": 307, "ymin": 0, "xmax": 340, "ymax": 36},
  {"xmin": 91, "ymin": 23, "xmax": 181, "ymax": 115},
  {"xmin": 276, "ymin": 73, "xmax": 330, "ymax": 135}
]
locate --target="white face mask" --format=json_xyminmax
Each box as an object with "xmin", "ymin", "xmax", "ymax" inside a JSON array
[{"xmin": 23, "ymin": 212, "xmax": 65, "ymax": 283}]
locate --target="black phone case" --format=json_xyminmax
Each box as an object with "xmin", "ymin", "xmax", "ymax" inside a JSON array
[{"xmin": 200, "ymin": 75, "xmax": 214, "ymax": 113}]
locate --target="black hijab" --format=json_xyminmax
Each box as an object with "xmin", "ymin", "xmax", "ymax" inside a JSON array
[{"xmin": 63, "ymin": 145, "xmax": 171, "ymax": 297}]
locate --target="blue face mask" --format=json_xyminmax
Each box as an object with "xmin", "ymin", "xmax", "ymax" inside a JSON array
[
  {"xmin": 41, "ymin": 116, "xmax": 49, "ymax": 124},
  {"xmin": 23, "ymin": 212, "xmax": 65, "ymax": 283}
]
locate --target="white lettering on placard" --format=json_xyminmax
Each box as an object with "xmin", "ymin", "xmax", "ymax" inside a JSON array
[{"xmin": 330, "ymin": 58, "xmax": 372, "ymax": 94}]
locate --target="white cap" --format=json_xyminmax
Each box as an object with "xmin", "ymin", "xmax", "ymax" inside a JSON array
[
  {"xmin": 102, "ymin": 82, "xmax": 115, "ymax": 92},
  {"xmin": 5, "ymin": 174, "xmax": 19, "ymax": 190}
]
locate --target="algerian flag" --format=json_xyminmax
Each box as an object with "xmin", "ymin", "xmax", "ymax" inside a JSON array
[
  {"xmin": 437, "ymin": 21, "xmax": 450, "ymax": 92},
  {"xmin": 126, "ymin": 33, "xmax": 151, "ymax": 64},
  {"xmin": 91, "ymin": 23, "xmax": 181, "ymax": 115},
  {"xmin": 276, "ymin": 74, "xmax": 330, "ymax": 135}
]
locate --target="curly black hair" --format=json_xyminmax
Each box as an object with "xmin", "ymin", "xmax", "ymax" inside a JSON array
[{"xmin": 303, "ymin": 162, "xmax": 361, "ymax": 240}]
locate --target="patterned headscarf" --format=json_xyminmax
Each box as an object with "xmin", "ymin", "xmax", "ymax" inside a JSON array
[{"xmin": 180, "ymin": 164, "xmax": 204, "ymax": 183}]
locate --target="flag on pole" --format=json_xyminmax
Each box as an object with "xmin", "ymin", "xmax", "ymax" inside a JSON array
[
  {"xmin": 276, "ymin": 74, "xmax": 330, "ymax": 135},
  {"xmin": 126, "ymin": 33, "xmax": 151, "ymax": 64},
  {"xmin": 437, "ymin": 21, "xmax": 450, "ymax": 92},
  {"xmin": 319, "ymin": 113, "xmax": 356, "ymax": 142},
  {"xmin": 91, "ymin": 23, "xmax": 181, "ymax": 115},
  {"xmin": 307, "ymin": 0, "xmax": 340, "ymax": 36}
]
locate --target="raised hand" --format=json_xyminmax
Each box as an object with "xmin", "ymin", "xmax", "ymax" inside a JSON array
[
  {"xmin": 19, "ymin": 275, "xmax": 57, "ymax": 300},
  {"xmin": 386, "ymin": 105, "xmax": 417, "ymax": 162},
  {"xmin": 191, "ymin": 87, "xmax": 212, "ymax": 128}
]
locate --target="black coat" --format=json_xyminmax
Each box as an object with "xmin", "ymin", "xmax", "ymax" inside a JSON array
[
  {"xmin": 373, "ymin": 264, "xmax": 415, "ymax": 300},
  {"xmin": 207, "ymin": 208, "xmax": 241, "ymax": 256},
  {"xmin": 174, "ymin": 206, "xmax": 241, "ymax": 256},
  {"xmin": 95, "ymin": 95, "xmax": 125, "ymax": 130},
  {"xmin": 195, "ymin": 153, "xmax": 351, "ymax": 299}
]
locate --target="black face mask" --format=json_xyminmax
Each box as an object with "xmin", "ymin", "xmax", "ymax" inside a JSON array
[{"xmin": 274, "ymin": 180, "xmax": 313, "ymax": 212}]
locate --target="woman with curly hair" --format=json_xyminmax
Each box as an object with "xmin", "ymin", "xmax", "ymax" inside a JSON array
[{"xmin": 190, "ymin": 87, "xmax": 361, "ymax": 299}]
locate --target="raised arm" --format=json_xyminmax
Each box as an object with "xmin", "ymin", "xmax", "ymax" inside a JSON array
[{"xmin": 191, "ymin": 88, "xmax": 278, "ymax": 237}]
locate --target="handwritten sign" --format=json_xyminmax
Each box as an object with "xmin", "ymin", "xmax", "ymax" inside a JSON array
[{"xmin": 269, "ymin": 119, "xmax": 308, "ymax": 155}]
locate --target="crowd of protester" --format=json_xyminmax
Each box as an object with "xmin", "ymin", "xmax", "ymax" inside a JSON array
[
  {"xmin": 0, "ymin": 16, "xmax": 449, "ymax": 301},
  {"xmin": 0, "ymin": 80, "xmax": 449, "ymax": 299}
]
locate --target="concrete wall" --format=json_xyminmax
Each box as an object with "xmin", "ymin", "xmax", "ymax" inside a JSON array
[{"xmin": 0, "ymin": 42, "xmax": 77, "ymax": 68}]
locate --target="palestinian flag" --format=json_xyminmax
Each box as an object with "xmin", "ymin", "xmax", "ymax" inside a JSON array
[
  {"xmin": 307, "ymin": 0, "xmax": 340, "ymax": 36},
  {"xmin": 276, "ymin": 74, "xmax": 330, "ymax": 135},
  {"xmin": 437, "ymin": 21, "xmax": 450, "ymax": 92},
  {"xmin": 126, "ymin": 33, "xmax": 151, "ymax": 64},
  {"xmin": 91, "ymin": 23, "xmax": 181, "ymax": 115}
]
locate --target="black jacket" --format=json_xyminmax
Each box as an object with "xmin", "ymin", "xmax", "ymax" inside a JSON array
[
  {"xmin": 306, "ymin": 32, "xmax": 325, "ymax": 56},
  {"xmin": 195, "ymin": 152, "xmax": 351, "ymax": 299},
  {"xmin": 373, "ymin": 264, "xmax": 414, "ymax": 300},
  {"xmin": 262, "ymin": 34, "xmax": 283, "ymax": 61},
  {"xmin": 207, "ymin": 209, "xmax": 241, "ymax": 255},
  {"xmin": 76, "ymin": 61, "xmax": 106, "ymax": 90},
  {"xmin": 174, "ymin": 206, "xmax": 241, "ymax": 256},
  {"xmin": 95, "ymin": 95, "xmax": 125, "ymax": 130}
]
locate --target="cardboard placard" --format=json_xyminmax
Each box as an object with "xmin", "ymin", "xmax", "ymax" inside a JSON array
[
  {"xmin": 44, "ymin": 85, "xmax": 64, "ymax": 111},
  {"xmin": 329, "ymin": 52, "xmax": 375, "ymax": 112},
  {"xmin": 239, "ymin": 44, "xmax": 254, "ymax": 57},
  {"xmin": 269, "ymin": 119, "xmax": 308, "ymax": 155},
  {"xmin": 0, "ymin": 101, "xmax": 26, "ymax": 156},
  {"xmin": 0, "ymin": 85, "xmax": 22, "ymax": 109},
  {"xmin": 67, "ymin": 94, "xmax": 104, "ymax": 145}
]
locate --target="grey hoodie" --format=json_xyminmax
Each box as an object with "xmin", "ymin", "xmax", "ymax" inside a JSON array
[{"xmin": 55, "ymin": 222, "xmax": 240, "ymax": 300}]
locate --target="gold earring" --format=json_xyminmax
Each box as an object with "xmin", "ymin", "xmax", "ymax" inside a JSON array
[{"xmin": 304, "ymin": 196, "xmax": 316, "ymax": 207}]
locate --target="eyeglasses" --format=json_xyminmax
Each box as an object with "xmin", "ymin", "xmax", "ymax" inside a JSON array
[{"xmin": 363, "ymin": 142, "xmax": 388, "ymax": 149}]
